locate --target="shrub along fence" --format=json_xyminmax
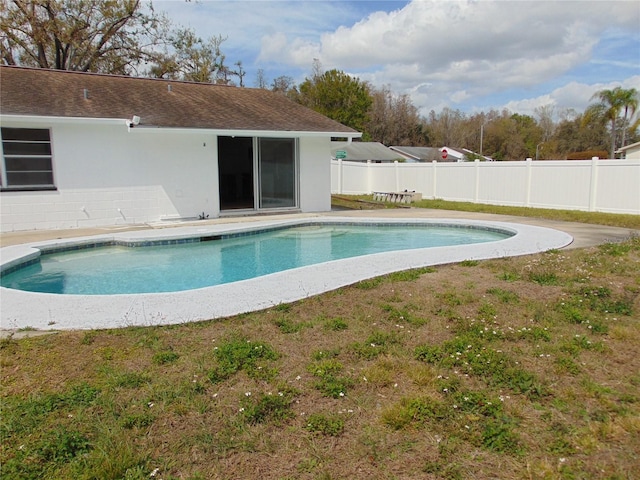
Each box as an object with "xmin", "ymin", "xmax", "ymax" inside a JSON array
[{"xmin": 331, "ymin": 158, "xmax": 640, "ymax": 214}]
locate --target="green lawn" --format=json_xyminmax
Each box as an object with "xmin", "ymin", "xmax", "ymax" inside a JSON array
[
  {"xmin": 332, "ymin": 194, "xmax": 640, "ymax": 230},
  {"xmin": 1, "ymin": 203, "xmax": 639, "ymax": 479}
]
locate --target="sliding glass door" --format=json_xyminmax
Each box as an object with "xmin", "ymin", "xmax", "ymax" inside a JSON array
[
  {"xmin": 258, "ymin": 138, "xmax": 296, "ymax": 209},
  {"xmin": 218, "ymin": 136, "xmax": 297, "ymax": 212},
  {"xmin": 218, "ymin": 136, "xmax": 254, "ymax": 210}
]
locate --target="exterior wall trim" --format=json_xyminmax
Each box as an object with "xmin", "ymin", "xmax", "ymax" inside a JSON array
[{"xmin": 0, "ymin": 114, "xmax": 363, "ymax": 139}]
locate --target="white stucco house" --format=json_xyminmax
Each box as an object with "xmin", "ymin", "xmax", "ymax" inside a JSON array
[
  {"xmin": 0, "ymin": 66, "xmax": 360, "ymax": 232},
  {"xmin": 617, "ymin": 141, "xmax": 640, "ymax": 160}
]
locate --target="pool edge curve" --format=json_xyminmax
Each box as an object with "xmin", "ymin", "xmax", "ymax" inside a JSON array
[{"xmin": 0, "ymin": 217, "xmax": 573, "ymax": 331}]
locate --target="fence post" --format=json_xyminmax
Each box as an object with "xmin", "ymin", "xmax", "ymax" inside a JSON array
[
  {"xmin": 432, "ymin": 160, "xmax": 437, "ymax": 199},
  {"xmin": 589, "ymin": 157, "xmax": 599, "ymax": 212},
  {"xmin": 337, "ymin": 159, "xmax": 343, "ymax": 194},
  {"xmin": 525, "ymin": 158, "xmax": 533, "ymax": 207},
  {"xmin": 367, "ymin": 159, "xmax": 372, "ymax": 194},
  {"xmin": 393, "ymin": 160, "xmax": 400, "ymax": 192},
  {"xmin": 474, "ymin": 159, "xmax": 480, "ymax": 203}
]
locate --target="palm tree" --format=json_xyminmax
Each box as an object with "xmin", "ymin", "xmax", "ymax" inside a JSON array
[
  {"xmin": 586, "ymin": 87, "xmax": 639, "ymax": 158},
  {"xmin": 618, "ymin": 88, "xmax": 639, "ymax": 150}
]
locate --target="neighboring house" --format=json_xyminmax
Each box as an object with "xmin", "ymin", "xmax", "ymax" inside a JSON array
[
  {"xmin": 390, "ymin": 146, "xmax": 462, "ymax": 162},
  {"xmin": 439, "ymin": 146, "xmax": 467, "ymax": 162},
  {"xmin": 331, "ymin": 141, "xmax": 404, "ymax": 163},
  {"xmin": 389, "ymin": 146, "xmax": 447, "ymax": 162},
  {"xmin": 390, "ymin": 145, "xmax": 491, "ymax": 162},
  {"xmin": 459, "ymin": 148, "xmax": 493, "ymax": 162},
  {"xmin": 0, "ymin": 66, "xmax": 360, "ymax": 232},
  {"xmin": 617, "ymin": 141, "xmax": 640, "ymax": 160}
]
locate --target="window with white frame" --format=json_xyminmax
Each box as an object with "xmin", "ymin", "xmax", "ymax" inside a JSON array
[{"xmin": 1, "ymin": 127, "xmax": 55, "ymax": 190}]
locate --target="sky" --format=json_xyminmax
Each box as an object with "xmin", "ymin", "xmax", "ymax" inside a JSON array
[{"xmin": 155, "ymin": 0, "xmax": 640, "ymax": 118}]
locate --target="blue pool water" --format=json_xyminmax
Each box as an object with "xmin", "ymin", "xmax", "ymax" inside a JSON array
[{"xmin": 1, "ymin": 224, "xmax": 511, "ymax": 295}]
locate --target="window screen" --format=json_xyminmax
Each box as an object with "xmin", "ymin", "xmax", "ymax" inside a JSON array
[{"xmin": 1, "ymin": 127, "xmax": 54, "ymax": 189}]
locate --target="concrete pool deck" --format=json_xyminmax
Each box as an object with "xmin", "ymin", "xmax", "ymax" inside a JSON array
[
  {"xmin": 1, "ymin": 208, "xmax": 636, "ymax": 249},
  {"xmin": 1, "ymin": 209, "xmax": 638, "ymax": 336}
]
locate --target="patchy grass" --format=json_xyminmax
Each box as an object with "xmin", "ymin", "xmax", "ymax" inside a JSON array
[
  {"xmin": 333, "ymin": 194, "xmax": 640, "ymax": 229},
  {"xmin": 1, "ymin": 237, "xmax": 639, "ymax": 479}
]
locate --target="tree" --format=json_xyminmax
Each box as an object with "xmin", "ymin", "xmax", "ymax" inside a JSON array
[
  {"xmin": 552, "ymin": 113, "xmax": 607, "ymax": 158},
  {"xmin": 296, "ymin": 68, "xmax": 372, "ymax": 133},
  {"xmin": 271, "ymin": 75, "xmax": 295, "ymax": 94},
  {"xmin": 366, "ymin": 85, "xmax": 427, "ymax": 145},
  {"xmin": 617, "ymin": 87, "xmax": 639, "ymax": 149},
  {"xmin": 534, "ymin": 104, "xmax": 556, "ymax": 142},
  {"xmin": 366, "ymin": 86, "xmax": 393, "ymax": 144},
  {"xmin": 585, "ymin": 87, "xmax": 639, "ymax": 158},
  {"xmin": 510, "ymin": 113, "xmax": 543, "ymax": 159},
  {"xmin": 149, "ymin": 29, "xmax": 239, "ymax": 84},
  {"xmin": 253, "ymin": 71, "xmax": 295, "ymax": 94},
  {"xmin": 0, "ymin": 0, "xmax": 170, "ymax": 74},
  {"xmin": 481, "ymin": 111, "xmax": 528, "ymax": 160},
  {"xmin": 424, "ymin": 108, "xmax": 468, "ymax": 148},
  {"xmin": 232, "ymin": 60, "xmax": 246, "ymax": 87},
  {"xmin": 254, "ymin": 68, "xmax": 267, "ymax": 89},
  {"xmin": 465, "ymin": 111, "xmax": 500, "ymax": 158}
]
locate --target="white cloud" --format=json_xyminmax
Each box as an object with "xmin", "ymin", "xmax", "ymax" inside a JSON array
[
  {"xmin": 259, "ymin": 32, "xmax": 321, "ymax": 68},
  {"xmin": 258, "ymin": 0, "xmax": 638, "ymax": 113},
  {"xmin": 158, "ymin": 1, "xmax": 349, "ymax": 60},
  {"xmin": 503, "ymin": 75, "xmax": 640, "ymax": 118},
  {"xmin": 156, "ymin": 0, "xmax": 639, "ymax": 115}
]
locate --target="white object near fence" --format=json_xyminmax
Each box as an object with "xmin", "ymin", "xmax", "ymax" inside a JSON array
[
  {"xmin": 331, "ymin": 158, "xmax": 640, "ymax": 215},
  {"xmin": 373, "ymin": 191, "xmax": 423, "ymax": 203}
]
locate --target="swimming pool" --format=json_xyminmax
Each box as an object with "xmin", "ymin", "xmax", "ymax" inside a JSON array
[
  {"xmin": 1, "ymin": 223, "xmax": 510, "ymax": 295},
  {"xmin": 0, "ymin": 216, "xmax": 573, "ymax": 330}
]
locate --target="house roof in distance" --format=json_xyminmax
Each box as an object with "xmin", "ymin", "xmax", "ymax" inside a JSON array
[
  {"xmin": 390, "ymin": 146, "xmax": 453, "ymax": 162},
  {"xmin": 0, "ymin": 66, "xmax": 359, "ymax": 135},
  {"xmin": 331, "ymin": 141, "xmax": 403, "ymax": 162},
  {"xmin": 617, "ymin": 141, "xmax": 640, "ymax": 153}
]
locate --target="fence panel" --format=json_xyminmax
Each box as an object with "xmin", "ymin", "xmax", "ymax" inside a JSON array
[
  {"xmin": 594, "ymin": 160, "xmax": 640, "ymax": 214},
  {"xmin": 332, "ymin": 160, "xmax": 367, "ymax": 194},
  {"xmin": 331, "ymin": 159, "xmax": 640, "ymax": 214},
  {"xmin": 528, "ymin": 161, "xmax": 592, "ymax": 210},
  {"xmin": 396, "ymin": 163, "xmax": 433, "ymax": 195},
  {"xmin": 431, "ymin": 163, "xmax": 476, "ymax": 202},
  {"xmin": 477, "ymin": 161, "xmax": 529, "ymax": 206}
]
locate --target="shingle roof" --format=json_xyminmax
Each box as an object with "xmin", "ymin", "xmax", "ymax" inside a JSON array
[
  {"xmin": 331, "ymin": 141, "xmax": 403, "ymax": 162},
  {"xmin": 390, "ymin": 146, "xmax": 449, "ymax": 162},
  {"xmin": 0, "ymin": 66, "xmax": 359, "ymax": 134}
]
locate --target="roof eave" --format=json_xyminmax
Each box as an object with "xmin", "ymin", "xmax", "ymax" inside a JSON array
[
  {"xmin": 616, "ymin": 141, "xmax": 640, "ymax": 152},
  {"xmin": 0, "ymin": 114, "xmax": 127, "ymax": 126},
  {"xmin": 0, "ymin": 114, "xmax": 362, "ymax": 138},
  {"xmin": 128, "ymin": 127, "xmax": 362, "ymax": 138}
]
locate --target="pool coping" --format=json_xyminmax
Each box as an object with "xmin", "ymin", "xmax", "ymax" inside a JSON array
[{"xmin": 0, "ymin": 216, "xmax": 573, "ymax": 331}]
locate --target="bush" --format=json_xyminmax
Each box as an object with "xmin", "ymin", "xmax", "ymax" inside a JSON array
[{"xmin": 565, "ymin": 150, "xmax": 608, "ymax": 160}]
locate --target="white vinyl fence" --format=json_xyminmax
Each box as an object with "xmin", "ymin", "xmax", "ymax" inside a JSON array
[{"xmin": 331, "ymin": 158, "xmax": 640, "ymax": 215}]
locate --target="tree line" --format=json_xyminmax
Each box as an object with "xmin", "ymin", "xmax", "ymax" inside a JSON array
[
  {"xmin": 272, "ymin": 63, "xmax": 639, "ymax": 161},
  {"xmin": 2, "ymin": 0, "xmax": 638, "ymax": 160}
]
